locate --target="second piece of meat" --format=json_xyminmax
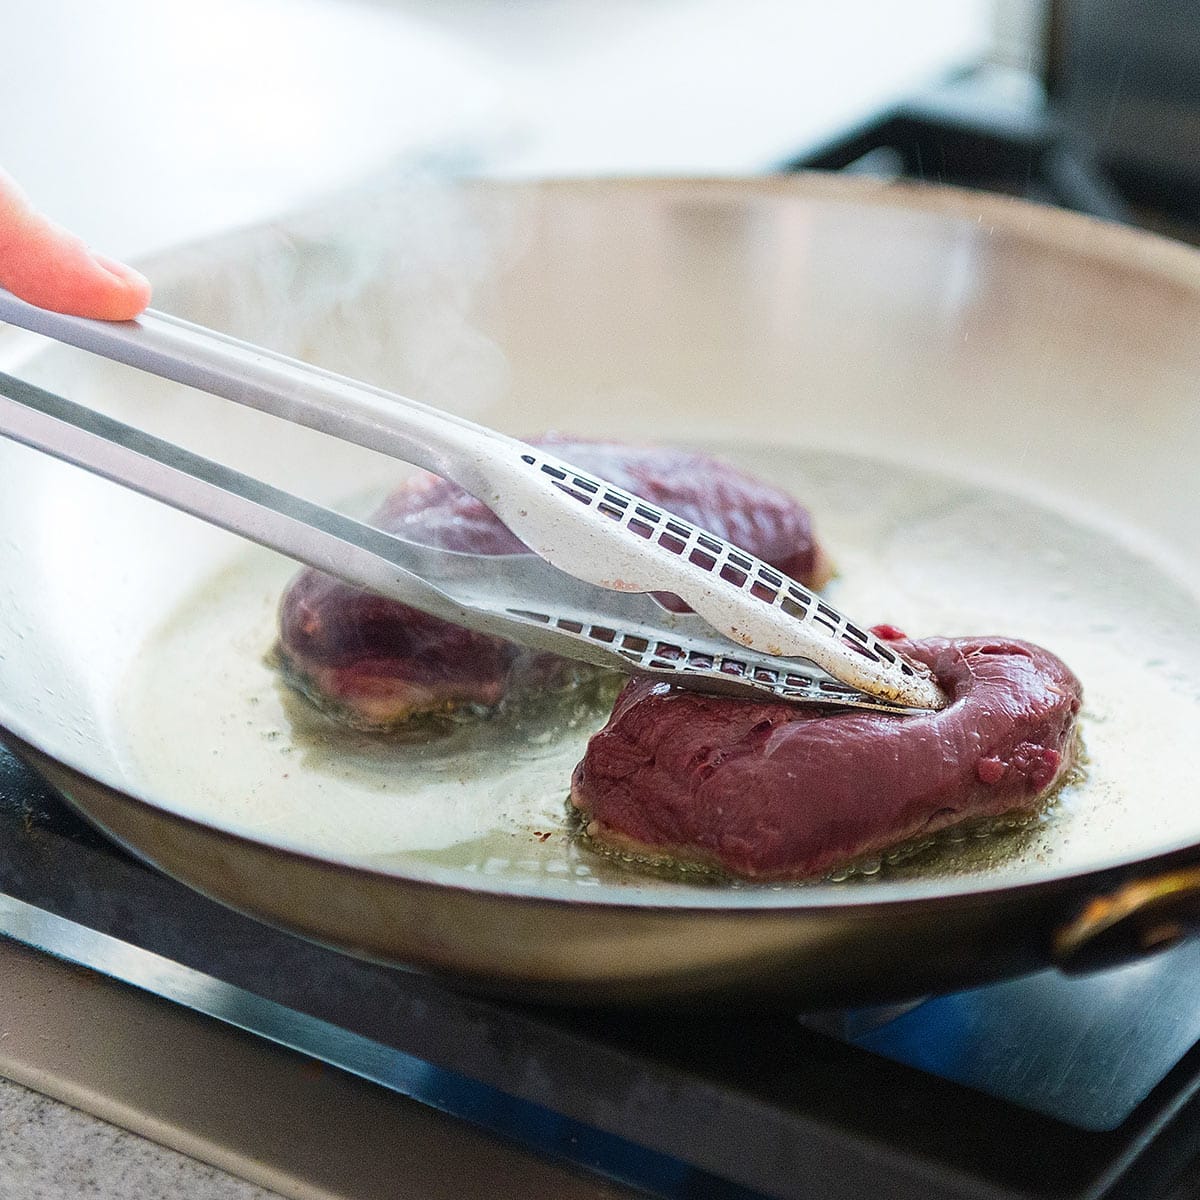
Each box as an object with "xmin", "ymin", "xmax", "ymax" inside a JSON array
[
  {"xmin": 275, "ymin": 437, "xmax": 830, "ymax": 728},
  {"xmin": 571, "ymin": 635, "xmax": 1083, "ymax": 880}
]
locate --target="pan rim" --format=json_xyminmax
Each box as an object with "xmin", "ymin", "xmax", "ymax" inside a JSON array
[
  {"xmin": 120, "ymin": 171, "xmax": 1200, "ymax": 305},
  {"xmin": 479, "ymin": 172, "xmax": 1200, "ymax": 293}
]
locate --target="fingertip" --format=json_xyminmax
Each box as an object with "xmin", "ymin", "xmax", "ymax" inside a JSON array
[
  {"xmin": 90, "ymin": 253, "xmax": 152, "ymax": 317},
  {"xmin": 0, "ymin": 214, "xmax": 150, "ymax": 321}
]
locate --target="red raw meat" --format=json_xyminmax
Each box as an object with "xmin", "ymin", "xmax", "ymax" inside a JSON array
[
  {"xmin": 275, "ymin": 438, "xmax": 829, "ymax": 727},
  {"xmin": 570, "ymin": 637, "xmax": 1082, "ymax": 880}
]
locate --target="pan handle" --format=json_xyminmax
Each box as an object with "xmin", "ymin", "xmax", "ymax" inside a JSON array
[{"xmin": 1052, "ymin": 865, "xmax": 1200, "ymax": 973}]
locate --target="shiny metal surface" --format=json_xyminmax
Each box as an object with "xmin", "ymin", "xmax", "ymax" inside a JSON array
[
  {"xmin": 9, "ymin": 734, "xmax": 1069, "ymax": 1007},
  {"xmin": 7, "ymin": 848, "xmax": 1200, "ymax": 1135},
  {"xmin": 0, "ymin": 291, "xmax": 933, "ymax": 711},
  {"xmin": 1, "ymin": 177, "xmax": 1199, "ymax": 1005},
  {"xmin": 847, "ymin": 940, "xmax": 1200, "ymax": 1134},
  {"xmin": 0, "ymin": 935, "xmax": 635, "ymax": 1200},
  {"xmin": 1053, "ymin": 866, "xmax": 1200, "ymax": 971}
]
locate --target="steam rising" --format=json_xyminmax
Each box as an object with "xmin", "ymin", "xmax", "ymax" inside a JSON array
[{"xmin": 144, "ymin": 165, "xmax": 530, "ymax": 423}]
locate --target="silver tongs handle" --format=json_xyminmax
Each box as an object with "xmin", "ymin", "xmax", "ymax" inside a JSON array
[
  {"xmin": 0, "ymin": 288, "xmax": 944, "ymax": 711},
  {"xmin": 0, "ymin": 368, "xmax": 922, "ymax": 713}
]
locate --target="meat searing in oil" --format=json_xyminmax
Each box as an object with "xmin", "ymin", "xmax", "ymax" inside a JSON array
[
  {"xmin": 570, "ymin": 635, "xmax": 1083, "ymax": 880},
  {"xmin": 274, "ymin": 437, "xmax": 831, "ymax": 728}
]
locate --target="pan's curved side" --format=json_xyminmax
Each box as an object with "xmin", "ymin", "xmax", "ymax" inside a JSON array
[{"xmin": 13, "ymin": 731, "xmax": 1190, "ymax": 1010}]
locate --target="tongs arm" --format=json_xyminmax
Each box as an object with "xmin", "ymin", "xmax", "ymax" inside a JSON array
[
  {"xmin": 0, "ymin": 369, "xmax": 918, "ymax": 713},
  {"xmin": 0, "ymin": 287, "xmax": 944, "ymax": 711}
]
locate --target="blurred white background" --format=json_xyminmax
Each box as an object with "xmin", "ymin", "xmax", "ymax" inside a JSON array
[{"xmin": 1, "ymin": 0, "xmax": 1031, "ymax": 260}]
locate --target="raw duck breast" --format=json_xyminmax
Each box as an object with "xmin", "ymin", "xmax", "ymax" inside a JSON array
[
  {"xmin": 570, "ymin": 635, "xmax": 1082, "ymax": 880},
  {"xmin": 275, "ymin": 437, "xmax": 830, "ymax": 728}
]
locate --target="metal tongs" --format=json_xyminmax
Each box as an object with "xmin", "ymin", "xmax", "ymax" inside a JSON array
[{"xmin": 0, "ymin": 287, "xmax": 944, "ymax": 714}]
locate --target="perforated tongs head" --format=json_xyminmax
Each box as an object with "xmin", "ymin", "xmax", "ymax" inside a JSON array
[{"xmin": 0, "ymin": 288, "xmax": 945, "ymax": 714}]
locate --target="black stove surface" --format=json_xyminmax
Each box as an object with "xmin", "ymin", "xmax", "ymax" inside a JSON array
[
  {"xmin": 3, "ymin": 742, "xmax": 1200, "ymax": 1200},
  {"xmin": 789, "ymin": 65, "xmax": 1200, "ymax": 248}
]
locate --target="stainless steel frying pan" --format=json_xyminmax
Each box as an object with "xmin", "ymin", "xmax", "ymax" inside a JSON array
[{"xmin": 2, "ymin": 176, "xmax": 1200, "ymax": 1008}]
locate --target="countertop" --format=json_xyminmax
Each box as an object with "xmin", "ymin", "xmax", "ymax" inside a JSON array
[{"xmin": 0, "ymin": 1078, "xmax": 277, "ymax": 1200}]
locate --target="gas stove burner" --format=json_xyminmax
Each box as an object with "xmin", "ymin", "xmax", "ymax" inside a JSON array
[{"xmin": 3, "ymin": 743, "xmax": 1200, "ymax": 1199}]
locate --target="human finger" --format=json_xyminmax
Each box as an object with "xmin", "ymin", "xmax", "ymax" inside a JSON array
[{"xmin": 0, "ymin": 170, "xmax": 150, "ymax": 321}]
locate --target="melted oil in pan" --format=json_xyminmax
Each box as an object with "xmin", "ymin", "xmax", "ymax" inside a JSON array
[{"xmin": 118, "ymin": 447, "xmax": 1200, "ymax": 894}]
